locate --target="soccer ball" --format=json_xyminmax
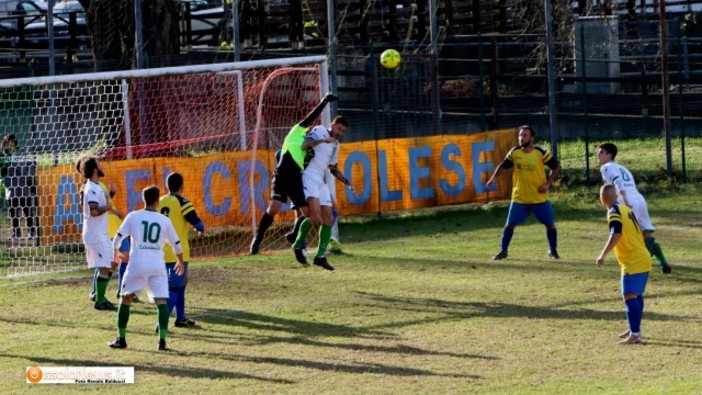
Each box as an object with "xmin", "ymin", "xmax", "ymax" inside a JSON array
[{"xmin": 380, "ymin": 49, "xmax": 401, "ymax": 70}]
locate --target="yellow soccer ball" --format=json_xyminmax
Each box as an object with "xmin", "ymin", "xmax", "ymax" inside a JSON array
[{"xmin": 380, "ymin": 49, "xmax": 401, "ymax": 70}]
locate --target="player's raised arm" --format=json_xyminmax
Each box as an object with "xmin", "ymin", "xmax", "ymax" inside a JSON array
[{"xmin": 299, "ymin": 93, "xmax": 338, "ymax": 128}]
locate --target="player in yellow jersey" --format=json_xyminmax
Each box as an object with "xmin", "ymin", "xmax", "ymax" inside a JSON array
[
  {"xmin": 596, "ymin": 184, "xmax": 652, "ymax": 345},
  {"xmin": 158, "ymin": 172, "xmax": 205, "ymax": 328},
  {"xmin": 485, "ymin": 125, "xmax": 560, "ymax": 260}
]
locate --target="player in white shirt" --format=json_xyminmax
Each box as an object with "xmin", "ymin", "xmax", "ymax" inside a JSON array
[
  {"xmin": 597, "ymin": 143, "xmax": 672, "ymax": 273},
  {"xmin": 77, "ymin": 155, "xmax": 124, "ymax": 311},
  {"xmin": 108, "ymin": 185, "xmax": 184, "ymax": 351},
  {"xmin": 291, "ymin": 115, "xmax": 351, "ymax": 271}
]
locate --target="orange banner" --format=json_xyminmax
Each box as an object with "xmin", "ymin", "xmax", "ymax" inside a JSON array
[{"xmin": 36, "ymin": 129, "xmax": 515, "ymax": 245}]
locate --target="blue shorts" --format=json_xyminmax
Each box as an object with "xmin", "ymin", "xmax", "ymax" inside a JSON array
[
  {"xmin": 118, "ymin": 237, "xmax": 130, "ymax": 253},
  {"xmin": 506, "ymin": 201, "xmax": 555, "ymax": 226},
  {"xmin": 621, "ymin": 272, "xmax": 649, "ymax": 295},
  {"xmin": 166, "ymin": 262, "xmax": 189, "ymax": 290}
]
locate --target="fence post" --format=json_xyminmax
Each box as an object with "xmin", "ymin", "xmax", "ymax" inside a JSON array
[
  {"xmin": 580, "ymin": 25, "xmax": 590, "ymax": 184},
  {"xmin": 369, "ymin": 42, "xmax": 382, "ymax": 218},
  {"xmin": 478, "ymin": 32, "xmax": 486, "ymax": 132},
  {"xmin": 677, "ymin": 29, "xmax": 687, "ymax": 182},
  {"xmin": 491, "ymin": 38, "xmax": 499, "ymax": 130}
]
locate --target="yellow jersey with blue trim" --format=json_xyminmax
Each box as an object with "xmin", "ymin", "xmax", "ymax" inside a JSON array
[
  {"xmin": 499, "ymin": 146, "xmax": 558, "ymax": 204},
  {"xmin": 158, "ymin": 193, "xmax": 201, "ymax": 262},
  {"xmin": 607, "ymin": 203, "xmax": 652, "ymax": 275}
]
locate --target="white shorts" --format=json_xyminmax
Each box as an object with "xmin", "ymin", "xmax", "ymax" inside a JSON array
[
  {"xmin": 627, "ymin": 194, "xmax": 654, "ymax": 232},
  {"xmin": 121, "ymin": 267, "xmax": 169, "ymax": 300},
  {"xmin": 85, "ymin": 239, "xmax": 113, "ymax": 269},
  {"xmin": 302, "ymin": 172, "xmax": 332, "ymax": 207}
]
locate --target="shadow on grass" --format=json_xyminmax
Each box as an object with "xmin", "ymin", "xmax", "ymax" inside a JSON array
[
  {"xmin": 1, "ymin": 353, "xmax": 293, "ymax": 383},
  {"xmin": 134, "ymin": 349, "xmax": 481, "ymax": 379},
  {"xmin": 354, "ymin": 291, "xmax": 699, "ymax": 331},
  {"xmin": 251, "ymin": 335, "xmax": 498, "ymax": 360},
  {"xmin": 189, "ymin": 308, "xmax": 394, "ymax": 340}
]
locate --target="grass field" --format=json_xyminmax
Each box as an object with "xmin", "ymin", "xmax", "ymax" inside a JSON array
[{"xmin": 1, "ymin": 137, "xmax": 702, "ymax": 393}]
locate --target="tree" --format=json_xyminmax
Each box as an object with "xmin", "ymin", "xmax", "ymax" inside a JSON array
[{"xmin": 78, "ymin": 0, "xmax": 181, "ymax": 71}]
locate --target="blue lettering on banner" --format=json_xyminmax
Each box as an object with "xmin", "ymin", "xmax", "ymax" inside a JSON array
[
  {"xmin": 439, "ymin": 143, "xmax": 466, "ymax": 196},
  {"xmin": 472, "ymin": 141, "xmax": 496, "ymax": 193},
  {"xmin": 203, "ymin": 161, "xmax": 232, "ymax": 216},
  {"xmin": 378, "ymin": 150, "xmax": 402, "ymax": 202},
  {"xmin": 125, "ymin": 169, "xmax": 152, "ymax": 211},
  {"xmin": 162, "ymin": 167, "xmax": 171, "ymax": 189},
  {"xmin": 53, "ymin": 175, "xmax": 81, "ymax": 232},
  {"xmin": 344, "ymin": 151, "xmax": 372, "ymax": 204},
  {"xmin": 237, "ymin": 160, "xmax": 267, "ymax": 215},
  {"xmin": 409, "ymin": 146, "xmax": 434, "ymax": 200}
]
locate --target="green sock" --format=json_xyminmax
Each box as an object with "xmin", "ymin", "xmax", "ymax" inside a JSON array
[
  {"xmin": 117, "ymin": 304, "xmax": 130, "ymax": 338},
  {"xmin": 316, "ymin": 224, "xmax": 332, "ymax": 258},
  {"xmin": 96, "ymin": 274, "xmax": 110, "ymax": 303},
  {"xmin": 293, "ymin": 218, "xmax": 312, "ymax": 249},
  {"xmin": 652, "ymin": 242, "xmax": 669, "ymax": 266},
  {"xmin": 157, "ymin": 304, "xmax": 169, "ymax": 339}
]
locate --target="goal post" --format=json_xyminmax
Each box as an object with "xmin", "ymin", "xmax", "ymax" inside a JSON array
[{"xmin": 0, "ymin": 55, "xmax": 329, "ymax": 277}]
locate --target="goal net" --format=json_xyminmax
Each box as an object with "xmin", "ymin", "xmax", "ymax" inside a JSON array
[{"xmin": 0, "ymin": 55, "xmax": 329, "ymax": 277}]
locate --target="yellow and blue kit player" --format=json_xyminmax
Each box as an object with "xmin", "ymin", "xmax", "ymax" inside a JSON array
[
  {"xmin": 158, "ymin": 172, "xmax": 204, "ymax": 328},
  {"xmin": 485, "ymin": 125, "xmax": 560, "ymax": 260},
  {"xmin": 596, "ymin": 184, "xmax": 652, "ymax": 345}
]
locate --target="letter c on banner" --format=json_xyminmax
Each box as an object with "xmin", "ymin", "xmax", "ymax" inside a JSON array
[{"xmin": 203, "ymin": 161, "xmax": 232, "ymax": 216}]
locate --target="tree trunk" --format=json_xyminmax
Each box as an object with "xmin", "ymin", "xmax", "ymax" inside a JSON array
[{"xmin": 80, "ymin": 0, "xmax": 180, "ymax": 71}]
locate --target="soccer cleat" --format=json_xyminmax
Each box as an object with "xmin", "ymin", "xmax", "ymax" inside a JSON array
[
  {"xmin": 661, "ymin": 265, "xmax": 672, "ymax": 274},
  {"xmin": 108, "ymin": 337, "xmax": 127, "ymax": 349},
  {"xmin": 618, "ymin": 335, "xmax": 642, "ymax": 345},
  {"xmin": 313, "ymin": 256, "xmax": 335, "ymax": 271},
  {"xmin": 158, "ymin": 339, "xmax": 172, "ymax": 351},
  {"xmin": 293, "ymin": 247, "xmax": 308, "ymax": 265},
  {"xmin": 548, "ymin": 250, "xmax": 560, "ymax": 260},
  {"xmin": 492, "ymin": 250, "xmax": 508, "ymax": 260},
  {"xmin": 285, "ymin": 232, "xmax": 296, "ymax": 244},
  {"xmin": 174, "ymin": 318, "xmax": 197, "ymax": 327},
  {"xmin": 94, "ymin": 300, "xmax": 117, "ymax": 311},
  {"xmin": 250, "ymin": 239, "xmax": 260, "ymax": 255},
  {"xmin": 618, "ymin": 329, "xmax": 631, "ymax": 339}
]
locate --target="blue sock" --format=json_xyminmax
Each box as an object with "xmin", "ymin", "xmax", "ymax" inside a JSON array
[
  {"xmin": 117, "ymin": 262, "xmax": 127, "ymax": 291},
  {"xmin": 547, "ymin": 228, "xmax": 558, "ymax": 251},
  {"xmin": 638, "ymin": 294, "xmax": 644, "ymax": 319},
  {"xmin": 168, "ymin": 288, "xmax": 178, "ymax": 317},
  {"xmin": 332, "ymin": 209, "xmax": 338, "ymax": 225},
  {"xmin": 176, "ymin": 286, "xmax": 186, "ymax": 321},
  {"xmin": 625, "ymin": 297, "xmax": 643, "ymax": 333},
  {"xmin": 501, "ymin": 227, "xmax": 514, "ymax": 252}
]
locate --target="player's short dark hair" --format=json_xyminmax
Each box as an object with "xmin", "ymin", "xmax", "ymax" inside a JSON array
[
  {"xmin": 332, "ymin": 115, "xmax": 348, "ymax": 128},
  {"xmin": 166, "ymin": 172, "xmax": 184, "ymax": 192},
  {"xmin": 79, "ymin": 156, "xmax": 99, "ymax": 179},
  {"xmin": 143, "ymin": 185, "xmax": 160, "ymax": 206},
  {"xmin": 598, "ymin": 143, "xmax": 618, "ymax": 160},
  {"xmin": 519, "ymin": 125, "xmax": 535, "ymax": 137}
]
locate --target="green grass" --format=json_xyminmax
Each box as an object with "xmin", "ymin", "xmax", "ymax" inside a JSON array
[
  {"xmin": 1, "ymin": 188, "xmax": 702, "ymax": 394},
  {"xmin": 1, "ymin": 136, "xmax": 702, "ymax": 393}
]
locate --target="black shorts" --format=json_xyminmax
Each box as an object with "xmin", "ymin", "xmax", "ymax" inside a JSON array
[{"xmin": 271, "ymin": 168, "xmax": 308, "ymax": 208}]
